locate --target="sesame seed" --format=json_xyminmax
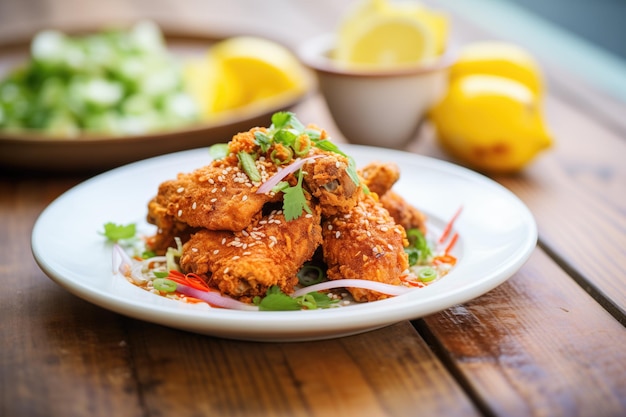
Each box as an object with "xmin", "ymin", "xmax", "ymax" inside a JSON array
[
  {"xmin": 210, "ymin": 198, "xmax": 217, "ymax": 203},
  {"xmin": 177, "ymin": 187, "xmax": 185, "ymax": 193},
  {"xmin": 242, "ymin": 252, "xmax": 251, "ymax": 256},
  {"xmin": 241, "ymin": 230, "xmax": 249, "ymax": 237},
  {"xmin": 222, "ymin": 187, "xmax": 226, "ymax": 192},
  {"xmin": 232, "ymin": 256, "xmax": 240, "ymax": 260},
  {"xmin": 387, "ymin": 244, "xmax": 394, "ymax": 251},
  {"xmin": 328, "ymin": 224, "xmax": 333, "ymax": 230},
  {"xmin": 269, "ymin": 236, "xmax": 278, "ymax": 243},
  {"xmin": 305, "ymin": 213, "xmax": 313, "ymax": 218},
  {"xmin": 191, "ymin": 247, "xmax": 198, "ymax": 252},
  {"xmin": 192, "ymin": 202, "xmax": 197, "ymax": 210},
  {"xmin": 366, "ymin": 231, "xmax": 371, "ymax": 237},
  {"xmin": 209, "ymin": 178, "xmax": 215, "ymax": 184},
  {"xmin": 269, "ymin": 241, "xmax": 276, "ymax": 248},
  {"xmin": 221, "ymin": 238, "xmax": 226, "ymax": 245},
  {"xmin": 211, "ymin": 188, "xmax": 217, "ymax": 193},
  {"xmin": 380, "ymin": 226, "xmax": 389, "ymax": 232},
  {"xmin": 242, "ymin": 195, "xmax": 248, "ymax": 201},
  {"xmin": 213, "ymin": 250, "xmax": 220, "ymax": 255},
  {"xmin": 224, "ymin": 267, "xmax": 229, "ymax": 274},
  {"xmin": 335, "ymin": 161, "xmax": 341, "ymax": 168},
  {"xmin": 177, "ymin": 209, "xmax": 182, "ymax": 217},
  {"xmin": 335, "ymin": 231, "xmax": 341, "ymax": 238}
]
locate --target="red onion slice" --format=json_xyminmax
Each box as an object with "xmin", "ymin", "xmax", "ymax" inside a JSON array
[
  {"xmin": 256, "ymin": 154, "xmax": 323, "ymax": 194},
  {"xmin": 291, "ymin": 279, "xmax": 412, "ymax": 298},
  {"xmin": 176, "ymin": 283, "xmax": 259, "ymax": 311}
]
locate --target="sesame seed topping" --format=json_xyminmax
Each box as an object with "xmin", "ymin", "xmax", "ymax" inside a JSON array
[
  {"xmin": 335, "ymin": 231, "xmax": 341, "ymax": 238},
  {"xmin": 177, "ymin": 209, "xmax": 182, "ymax": 217},
  {"xmin": 213, "ymin": 250, "xmax": 220, "ymax": 255},
  {"xmin": 176, "ymin": 187, "xmax": 185, "ymax": 193},
  {"xmin": 380, "ymin": 226, "xmax": 389, "ymax": 232},
  {"xmin": 191, "ymin": 247, "xmax": 198, "ymax": 252},
  {"xmin": 224, "ymin": 267, "xmax": 229, "ymax": 274},
  {"xmin": 210, "ymin": 198, "xmax": 217, "ymax": 203},
  {"xmin": 242, "ymin": 252, "xmax": 251, "ymax": 256},
  {"xmin": 242, "ymin": 195, "xmax": 248, "ymax": 201},
  {"xmin": 192, "ymin": 202, "xmax": 197, "ymax": 210},
  {"xmin": 231, "ymin": 256, "xmax": 240, "ymax": 261}
]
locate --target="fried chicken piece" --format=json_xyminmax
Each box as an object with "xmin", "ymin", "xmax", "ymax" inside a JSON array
[
  {"xmin": 303, "ymin": 152, "xmax": 362, "ymax": 217},
  {"xmin": 179, "ymin": 203, "xmax": 323, "ymax": 301},
  {"xmin": 147, "ymin": 147, "xmax": 281, "ymax": 234},
  {"xmin": 322, "ymin": 194, "xmax": 409, "ymax": 302},
  {"xmin": 359, "ymin": 161, "xmax": 427, "ymax": 234},
  {"xmin": 380, "ymin": 191, "xmax": 427, "ymax": 235},
  {"xmin": 146, "ymin": 198, "xmax": 199, "ymax": 254},
  {"xmin": 359, "ymin": 161, "xmax": 400, "ymax": 196}
]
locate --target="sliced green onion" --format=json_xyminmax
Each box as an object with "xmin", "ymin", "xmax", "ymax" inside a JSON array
[
  {"xmin": 418, "ymin": 267, "xmax": 437, "ymax": 282},
  {"xmin": 153, "ymin": 278, "xmax": 177, "ymax": 292},
  {"xmin": 293, "ymin": 133, "xmax": 311, "ymax": 156},
  {"xmin": 297, "ymin": 264, "xmax": 325, "ymax": 286},
  {"xmin": 209, "ymin": 143, "xmax": 229, "ymax": 160},
  {"xmin": 270, "ymin": 144, "xmax": 293, "ymax": 165},
  {"xmin": 237, "ymin": 151, "xmax": 261, "ymax": 182}
]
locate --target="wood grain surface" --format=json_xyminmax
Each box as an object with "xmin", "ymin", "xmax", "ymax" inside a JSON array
[{"xmin": 1, "ymin": 1, "xmax": 625, "ymax": 416}]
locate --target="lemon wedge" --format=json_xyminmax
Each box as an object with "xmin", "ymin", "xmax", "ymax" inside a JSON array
[
  {"xmin": 450, "ymin": 41, "xmax": 544, "ymax": 96},
  {"xmin": 185, "ymin": 36, "xmax": 308, "ymax": 117},
  {"xmin": 429, "ymin": 74, "xmax": 552, "ymax": 173},
  {"xmin": 335, "ymin": 0, "xmax": 442, "ymax": 67}
]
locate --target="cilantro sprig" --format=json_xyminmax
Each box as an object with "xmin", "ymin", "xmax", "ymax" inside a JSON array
[
  {"xmin": 100, "ymin": 222, "xmax": 136, "ymax": 242},
  {"xmin": 253, "ymin": 285, "xmax": 337, "ymax": 311},
  {"xmin": 405, "ymin": 228, "xmax": 433, "ymax": 266}
]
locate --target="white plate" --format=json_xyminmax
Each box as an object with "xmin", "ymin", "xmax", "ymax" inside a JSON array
[{"xmin": 31, "ymin": 145, "xmax": 537, "ymax": 342}]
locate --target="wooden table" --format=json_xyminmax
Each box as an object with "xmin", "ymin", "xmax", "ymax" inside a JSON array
[{"xmin": 1, "ymin": 1, "xmax": 625, "ymax": 416}]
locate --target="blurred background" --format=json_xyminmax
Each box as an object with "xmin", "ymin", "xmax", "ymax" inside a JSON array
[{"xmin": 1, "ymin": 0, "xmax": 624, "ymax": 103}]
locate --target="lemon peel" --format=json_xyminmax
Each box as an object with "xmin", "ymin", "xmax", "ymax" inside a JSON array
[{"xmin": 429, "ymin": 74, "xmax": 552, "ymax": 173}]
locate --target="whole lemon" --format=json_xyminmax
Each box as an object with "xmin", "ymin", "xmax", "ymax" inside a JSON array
[
  {"xmin": 428, "ymin": 74, "xmax": 552, "ymax": 173},
  {"xmin": 450, "ymin": 41, "xmax": 544, "ymax": 96}
]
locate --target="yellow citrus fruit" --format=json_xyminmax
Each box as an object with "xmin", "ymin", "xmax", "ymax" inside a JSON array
[
  {"xmin": 184, "ymin": 36, "xmax": 308, "ymax": 116},
  {"xmin": 428, "ymin": 74, "xmax": 552, "ymax": 173},
  {"xmin": 450, "ymin": 41, "xmax": 544, "ymax": 96},
  {"xmin": 334, "ymin": 0, "xmax": 445, "ymax": 67}
]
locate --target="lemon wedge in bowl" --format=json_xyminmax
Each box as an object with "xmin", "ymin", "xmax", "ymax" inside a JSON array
[
  {"xmin": 184, "ymin": 36, "xmax": 310, "ymax": 118},
  {"xmin": 334, "ymin": 0, "xmax": 447, "ymax": 67}
]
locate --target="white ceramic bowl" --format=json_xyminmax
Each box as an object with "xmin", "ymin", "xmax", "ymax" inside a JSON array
[{"xmin": 299, "ymin": 34, "xmax": 456, "ymax": 148}]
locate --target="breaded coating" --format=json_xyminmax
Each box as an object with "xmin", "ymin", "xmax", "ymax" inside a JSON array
[
  {"xmin": 380, "ymin": 191, "xmax": 427, "ymax": 235},
  {"xmin": 303, "ymin": 152, "xmax": 361, "ymax": 217},
  {"xmin": 322, "ymin": 194, "xmax": 409, "ymax": 302},
  {"xmin": 179, "ymin": 204, "xmax": 323, "ymax": 301},
  {"xmin": 146, "ymin": 198, "xmax": 199, "ymax": 254},
  {"xmin": 359, "ymin": 161, "xmax": 427, "ymax": 234},
  {"xmin": 359, "ymin": 161, "xmax": 400, "ymax": 196},
  {"xmin": 148, "ymin": 158, "xmax": 280, "ymax": 233}
]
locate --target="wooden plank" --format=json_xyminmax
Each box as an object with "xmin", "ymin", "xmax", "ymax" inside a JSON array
[
  {"xmin": 417, "ymin": 249, "xmax": 626, "ymax": 417},
  {"xmin": 0, "ymin": 180, "xmax": 143, "ymax": 417},
  {"xmin": 126, "ymin": 321, "xmax": 479, "ymax": 417}
]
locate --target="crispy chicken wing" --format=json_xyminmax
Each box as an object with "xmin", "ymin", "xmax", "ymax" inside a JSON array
[
  {"xmin": 303, "ymin": 151, "xmax": 362, "ymax": 217},
  {"xmin": 359, "ymin": 161, "xmax": 427, "ymax": 234},
  {"xmin": 359, "ymin": 161, "xmax": 400, "ymax": 196},
  {"xmin": 180, "ymin": 203, "xmax": 323, "ymax": 301},
  {"xmin": 322, "ymin": 193, "xmax": 409, "ymax": 302}
]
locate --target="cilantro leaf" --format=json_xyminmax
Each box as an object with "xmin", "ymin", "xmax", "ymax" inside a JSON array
[
  {"xmin": 255, "ymin": 286, "xmax": 300, "ymax": 311},
  {"xmin": 282, "ymin": 169, "xmax": 310, "ymax": 221},
  {"xmin": 254, "ymin": 285, "xmax": 338, "ymax": 311},
  {"xmin": 405, "ymin": 228, "xmax": 432, "ymax": 266},
  {"xmin": 101, "ymin": 222, "xmax": 136, "ymax": 242}
]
